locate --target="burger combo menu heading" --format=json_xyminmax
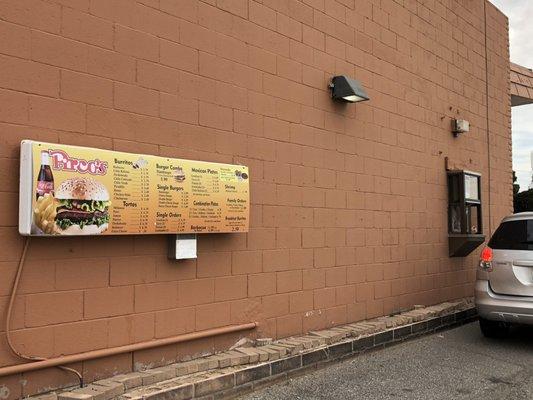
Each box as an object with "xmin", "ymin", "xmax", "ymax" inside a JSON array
[{"xmin": 19, "ymin": 141, "xmax": 249, "ymax": 236}]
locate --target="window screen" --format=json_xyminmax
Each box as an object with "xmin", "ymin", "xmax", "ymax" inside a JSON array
[{"xmin": 488, "ymin": 220, "xmax": 533, "ymax": 250}]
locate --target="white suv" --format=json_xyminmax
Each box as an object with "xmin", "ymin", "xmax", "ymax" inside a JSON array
[{"xmin": 475, "ymin": 213, "xmax": 533, "ymax": 337}]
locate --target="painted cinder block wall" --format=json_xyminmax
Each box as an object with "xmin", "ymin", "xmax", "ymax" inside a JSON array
[{"xmin": 0, "ymin": 0, "xmax": 511, "ymax": 397}]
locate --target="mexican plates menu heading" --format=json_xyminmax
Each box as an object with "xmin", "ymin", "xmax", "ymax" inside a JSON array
[{"xmin": 19, "ymin": 140, "xmax": 249, "ymax": 236}]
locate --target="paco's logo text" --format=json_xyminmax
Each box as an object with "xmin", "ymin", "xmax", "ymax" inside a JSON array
[{"xmin": 49, "ymin": 150, "xmax": 108, "ymax": 175}]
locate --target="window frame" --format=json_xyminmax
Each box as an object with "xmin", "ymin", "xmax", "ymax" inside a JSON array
[{"xmin": 447, "ymin": 171, "xmax": 482, "ymax": 235}]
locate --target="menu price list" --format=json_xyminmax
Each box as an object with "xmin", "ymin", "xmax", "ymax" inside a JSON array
[
  {"xmin": 188, "ymin": 166, "xmax": 221, "ymax": 232},
  {"xmin": 186, "ymin": 165, "xmax": 249, "ymax": 233},
  {"xmin": 110, "ymin": 158, "xmax": 151, "ymax": 234},
  {"xmin": 108, "ymin": 157, "xmax": 249, "ymax": 234},
  {"xmin": 154, "ymin": 162, "xmax": 189, "ymax": 233}
]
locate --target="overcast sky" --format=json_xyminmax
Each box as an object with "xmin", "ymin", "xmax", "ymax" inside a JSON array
[{"xmin": 490, "ymin": 0, "xmax": 533, "ymax": 192}]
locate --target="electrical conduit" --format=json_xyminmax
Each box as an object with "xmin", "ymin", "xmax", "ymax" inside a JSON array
[{"xmin": 2, "ymin": 238, "xmax": 257, "ymax": 382}]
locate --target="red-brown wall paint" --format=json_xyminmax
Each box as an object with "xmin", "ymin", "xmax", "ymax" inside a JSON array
[{"xmin": 0, "ymin": 0, "xmax": 511, "ymax": 397}]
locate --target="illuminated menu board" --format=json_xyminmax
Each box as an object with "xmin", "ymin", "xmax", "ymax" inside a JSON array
[{"xmin": 19, "ymin": 141, "xmax": 249, "ymax": 236}]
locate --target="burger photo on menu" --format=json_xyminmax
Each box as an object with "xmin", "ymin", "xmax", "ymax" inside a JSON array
[{"xmin": 54, "ymin": 177, "xmax": 111, "ymax": 235}]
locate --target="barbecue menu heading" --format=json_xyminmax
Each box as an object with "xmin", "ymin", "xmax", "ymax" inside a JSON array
[{"xmin": 19, "ymin": 140, "xmax": 249, "ymax": 236}]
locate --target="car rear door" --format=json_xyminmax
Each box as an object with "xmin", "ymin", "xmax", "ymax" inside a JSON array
[{"xmin": 488, "ymin": 218, "xmax": 533, "ymax": 297}]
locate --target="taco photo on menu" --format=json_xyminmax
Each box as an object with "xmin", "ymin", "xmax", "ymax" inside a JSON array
[{"xmin": 54, "ymin": 177, "xmax": 111, "ymax": 235}]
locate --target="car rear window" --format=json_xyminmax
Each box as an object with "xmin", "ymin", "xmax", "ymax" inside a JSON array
[{"xmin": 489, "ymin": 220, "xmax": 533, "ymax": 250}]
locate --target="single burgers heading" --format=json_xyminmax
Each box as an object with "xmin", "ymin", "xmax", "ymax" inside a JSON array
[{"xmin": 55, "ymin": 177, "xmax": 110, "ymax": 235}]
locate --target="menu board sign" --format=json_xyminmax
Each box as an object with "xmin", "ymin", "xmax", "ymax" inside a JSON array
[
  {"xmin": 464, "ymin": 174, "xmax": 479, "ymax": 201},
  {"xmin": 19, "ymin": 141, "xmax": 249, "ymax": 236}
]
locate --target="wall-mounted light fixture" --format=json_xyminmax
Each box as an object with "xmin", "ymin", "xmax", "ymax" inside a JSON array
[
  {"xmin": 329, "ymin": 75, "xmax": 369, "ymax": 103},
  {"xmin": 451, "ymin": 119, "xmax": 469, "ymax": 137}
]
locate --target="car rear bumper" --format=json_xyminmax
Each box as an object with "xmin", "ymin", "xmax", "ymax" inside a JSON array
[{"xmin": 475, "ymin": 280, "xmax": 533, "ymax": 325}]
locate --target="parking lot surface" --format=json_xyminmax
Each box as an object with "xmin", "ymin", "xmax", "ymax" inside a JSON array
[{"xmin": 240, "ymin": 322, "xmax": 533, "ymax": 400}]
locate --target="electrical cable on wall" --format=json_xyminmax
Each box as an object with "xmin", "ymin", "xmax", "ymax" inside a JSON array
[
  {"xmin": 6, "ymin": 238, "xmax": 84, "ymax": 387},
  {"xmin": 483, "ymin": 0, "xmax": 493, "ymax": 235}
]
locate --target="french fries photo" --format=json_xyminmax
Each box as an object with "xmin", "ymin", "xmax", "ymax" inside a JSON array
[{"xmin": 33, "ymin": 193, "xmax": 58, "ymax": 234}]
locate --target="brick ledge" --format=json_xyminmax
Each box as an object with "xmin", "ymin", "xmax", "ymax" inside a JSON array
[{"xmin": 32, "ymin": 298, "xmax": 477, "ymax": 400}]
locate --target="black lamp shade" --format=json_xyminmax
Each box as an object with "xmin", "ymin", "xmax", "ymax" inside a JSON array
[{"xmin": 330, "ymin": 75, "xmax": 369, "ymax": 103}]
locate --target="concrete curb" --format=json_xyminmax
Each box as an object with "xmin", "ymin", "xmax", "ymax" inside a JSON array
[
  {"xmin": 33, "ymin": 300, "xmax": 477, "ymax": 400},
  {"xmin": 195, "ymin": 306, "xmax": 478, "ymax": 400}
]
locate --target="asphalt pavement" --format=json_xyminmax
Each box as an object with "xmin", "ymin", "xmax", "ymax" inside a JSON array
[{"xmin": 239, "ymin": 322, "xmax": 533, "ymax": 400}]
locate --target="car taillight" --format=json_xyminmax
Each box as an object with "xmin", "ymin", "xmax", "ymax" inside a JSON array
[{"xmin": 479, "ymin": 247, "xmax": 493, "ymax": 272}]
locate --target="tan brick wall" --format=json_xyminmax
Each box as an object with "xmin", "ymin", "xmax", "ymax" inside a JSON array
[{"xmin": 0, "ymin": 0, "xmax": 511, "ymax": 397}]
